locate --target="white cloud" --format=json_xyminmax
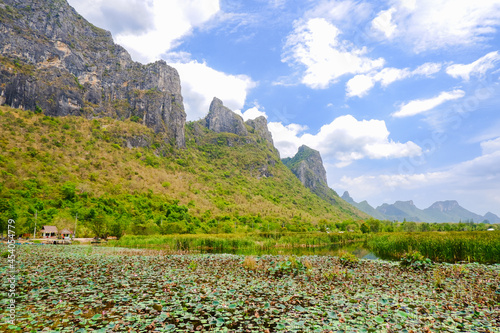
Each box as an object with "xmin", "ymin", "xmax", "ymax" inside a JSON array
[
  {"xmin": 346, "ymin": 75, "xmax": 375, "ymax": 98},
  {"xmin": 393, "ymin": 89, "xmax": 465, "ymax": 118},
  {"xmin": 304, "ymin": 0, "xmax": 373, "ymax": 25},
  {"xmin": 269, "ymin": 115, "xmax": 421, "ymax": 167},
  {"xmin": 481, "ymin": 137, "xmax": 500, "ymax": 155},
  {"xmin": 282, "ymin": 18, "xmax": 384, "ymax": 89},
  {"xmin": 374, "ymin": 67, "xmax": 411, "ymax": 87},
  {"xmin": 67, "ymin": 0, "xmax": 156, "ymax": 36},
  {"xmin": 235, "ymin": 106, "xmax": 268, "ymax": 121},
  {"xmin": 346, "ymin": 62, "xmax": 441, "ymax": 97},
  {"xmin": 115, "ymin": 0, "xmax": 219, "ymax": 62},
  {"xmin": 413, "ymin": 62, "xmax": 442, "ymax": 76},
  {"xmin": 446, "ymin": 51, "xmax": 500, "ymax": 81},
  {"xmin": 371, "ymin": 8, "xmax": 397, "ymax": 38},
  {"xmin": 172, "ymin": 61, "xmax": 257, "ymax": 120},
  {"xmin": 268, "ymin": 122, "xmax": 309, "ymax": 158},
  {"xmin": 372, "ymin": 0, "xmax": 500, "ymax": 53}
]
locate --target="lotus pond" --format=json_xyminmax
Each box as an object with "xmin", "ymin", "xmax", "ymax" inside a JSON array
[{"xmin": 1, "ymin": 245, "xmax": 499, "ymax": 332}]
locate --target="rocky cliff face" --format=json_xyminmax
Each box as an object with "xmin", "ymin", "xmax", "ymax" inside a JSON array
[
  {"xmin": 245, "ymin": 116, "xmax": 274, "ymax": 146},
  {"xmin": 283, "ymin": 145, "xmax": 339, "ymax": 205},
  {"xmin": 204, "ymin": 98, "xmax": 249, "ymax": 136},
  {"xmin": 0, "ymin": 0, "xmax": 186, "ymax": 147},
  {"xmin": 283, "ymin": 145, "xmax": 328, "ymax": 187}
]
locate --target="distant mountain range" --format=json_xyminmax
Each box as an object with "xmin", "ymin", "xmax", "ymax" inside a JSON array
[{"xmin": 342, "ymin": 192, "xmax": 500, "ymax": 223}]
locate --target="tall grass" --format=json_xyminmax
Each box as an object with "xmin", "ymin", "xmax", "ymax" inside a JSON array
[
  {"xmin": 106, "ymin": 232, "xmax": 366, "ymax": 253},
  {"xmin": 368, "ymin": 231, "xmax": 500, "ymax": 264}
]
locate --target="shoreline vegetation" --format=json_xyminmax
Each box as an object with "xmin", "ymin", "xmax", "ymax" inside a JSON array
[{"xmin": 103, "ymin": 231, "xmax": 500, "ymax": 264}]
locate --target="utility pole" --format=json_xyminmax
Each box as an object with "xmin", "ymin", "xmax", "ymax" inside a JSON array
[{"xmin": 33, "ymin": 210, "xmax": 37, "ymax": 239}]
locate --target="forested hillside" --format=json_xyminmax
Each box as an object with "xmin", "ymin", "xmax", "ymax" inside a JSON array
[{"xmin": 0, "ymin": 106, "xmax": 366, "ymax": 237}]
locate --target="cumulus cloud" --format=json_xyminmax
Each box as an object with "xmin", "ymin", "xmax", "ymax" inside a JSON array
[
  {"xmin": 393, "ymin": 89, "xmax": 465, "ymax": 118},
  {"xmin": 371, "ymin": 8, "xmax": 397, "ymax": 38},
  {"xmin": 269, "ymin": 115, "xmax": 421, "ymax": 167},
  {"xmin": 68, "ymin": 0, "xmax": 156, "ymax": 36},
  {"xmin": 172, "ymin": 61, "xmax": 257, "ymax": 120},
  {"xmin": 446, "ymin": 51, "xmax": 500, "ymax": 81},
  {"xmin": 69, "ymin": 0, "xmax": 220, "ymax": 63},
  {"xmin": 481, "ymin": 137, "xmax": 500, "ymax": 155},
  {"xmin": 371, "ymin": 0, "xmax": 500, "ymax": 53},
  {"xmin": 234, "ymin": 106, "xmax": 268, "ymax": 121},
  {"xmin": 346, "ymin": 62, "xmax": 441, "ymax": 97},
  {"xmin": 116, "ymin": 0, "xmax": 220, "ymax": 62},
  {"xmin": 282, "ymin": 18, "xmax": 384, "ymax": 89}
]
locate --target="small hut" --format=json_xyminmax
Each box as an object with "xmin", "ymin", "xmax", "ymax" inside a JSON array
[
  {"xmin": 41, "ymin": 226, "xmax": 58, "ymax": 238},
  {"xmin": 60, "ymin": 229, "xmax": 73, "ymax": 238}
]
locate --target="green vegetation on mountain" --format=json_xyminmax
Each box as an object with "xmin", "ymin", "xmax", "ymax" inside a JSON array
[{"xmin": 0, "ymin": 106, "xmax": 366, "ymax": 238}]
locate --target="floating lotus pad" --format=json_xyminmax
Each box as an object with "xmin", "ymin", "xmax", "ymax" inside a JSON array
[{"xmin": 0, "ymin": 245, "xmax": 498, "ymax": 332}]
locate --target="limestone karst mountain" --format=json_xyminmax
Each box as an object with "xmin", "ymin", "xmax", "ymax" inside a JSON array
[
  {"xmin": 344, "ymin": 193, "xmax": 498, "ymax": 223},
  {"xmin": 283, "ymin": 146, "xmax": 369, "ymax": 217},
  {"xmin": 0, "ymin": 0, "xmax": 368, "ymax": 233},
  {"xmin": 0, "ymin": 0, "xmax": 186, "ymax": 147}
]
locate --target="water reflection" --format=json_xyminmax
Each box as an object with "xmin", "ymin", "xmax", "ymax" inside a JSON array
[{"xmin": 198, "ymin": 243, "xmax": 381, "ymax": 260}]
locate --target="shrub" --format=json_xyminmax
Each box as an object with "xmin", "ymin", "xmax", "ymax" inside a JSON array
[
  {"xmin": 243, "ymin": 256, "xmax": 257, "ymax": 271},
  {"xmin": 130, "ymin": 116, "xmax": 142, "ymax": 123},
  {"xmin": 188, "ymin": 260, "xmax": 198, "ymax": 271},
  {"xmin": 338, "ymin": 250, "xmax": 359, "ymax": 267},
  {"xmin": 268, "ymin": 256, "xmax": 306, "ymax": 277},
  {"xmin": 433, "ymin": 268, "xmax": 445, "ymax": 290},
  {"xmin": 400, "ymin": 250, "xmax": 432, "ymax": 270}
]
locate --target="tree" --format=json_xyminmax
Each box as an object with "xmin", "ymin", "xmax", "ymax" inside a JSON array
[
  {"xmin": 419, "ymin": 223, "xmax": 430, "ymax": 232},
  {"xmin": 88, "ymin": 213, "xmax": 108, "ymax": 238},
  {"xmin": 61, "ymin": 182, "xmax": 77, "ymax": 202},
  {"xmin": 360, "ymin": 222, "xmax": 370, "ymax": 234}
]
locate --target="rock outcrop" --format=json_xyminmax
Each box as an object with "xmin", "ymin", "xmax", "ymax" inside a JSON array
[
  {"xmin": 283, "ymin": 145, "xmax": 327, "ymax": 188},
  {"xmin": 204, "ymin": 98, "xmax": 249, "ymax": 136},
  {"xmin": 0, "ymin": 0, "xmax": 186, "ymax": 147},
  {"xmin": 283, "ymin": 145, "xmax": 339, "ymax": 205},
  {"xmin": 245, "ymin": 116, "xmax": 274, "ymax": 146}
]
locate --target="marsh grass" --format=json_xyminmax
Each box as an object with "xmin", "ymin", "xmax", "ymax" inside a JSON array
[
  {"xmin": 106, "ymin": 232, "xmax": 366, "ymax": 254},
  {"xmin": 368, "ymin": 231, "xmax": 500, "ymax": 264}
]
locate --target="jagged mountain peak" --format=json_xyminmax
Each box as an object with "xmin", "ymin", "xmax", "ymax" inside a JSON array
[
  {"xmin": 283, "ymin": 145, "xmax": 327, "ymax": 185},
  {"xmin": 204, "ymin": 97, "xmax": 249, "ymax": 136},
  {"xmin": 281, "ymin": 145, "xmax": 353, "ymax": 209},
  {"xmin": 484, "ymin": 212, "xmax": 500, "ymax": 223},
  {"xmin": 341, "ymin": 191, "xmax": 356, "ymax": 204},
  {"xmin": 245, "ymin": 116, "xmax": 274, "ymax": 146},
  {"xmin": 394, "ymin": 200, "xmax": 416, "ymax": 207},
  {"xmin": 427, "ymin": 200, "xmax": 460, "ymax": 212}
]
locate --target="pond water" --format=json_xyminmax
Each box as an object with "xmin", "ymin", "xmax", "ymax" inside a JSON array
[{"xmin": 198, "ymin": 243, "xmax": 383, "ymax": 260}]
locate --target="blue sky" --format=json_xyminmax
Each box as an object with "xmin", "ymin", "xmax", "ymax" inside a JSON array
[{"xmin": 68, "ymin": 0, "xmax": 500, "ymax": 217}]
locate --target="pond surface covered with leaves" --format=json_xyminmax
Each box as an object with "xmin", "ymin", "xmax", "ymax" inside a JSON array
[{"xmin": 1, "ymin": 245, "xmax": 499, "ymax": 332}]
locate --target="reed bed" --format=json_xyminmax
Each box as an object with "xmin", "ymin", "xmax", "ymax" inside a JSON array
[
  {"xmin": 106, "ymin": 232, "xmax": 366, "ymax": 253},
  {"xmin": 368, "ymin": 231, "xmax": 500, "ymax": 263}
]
